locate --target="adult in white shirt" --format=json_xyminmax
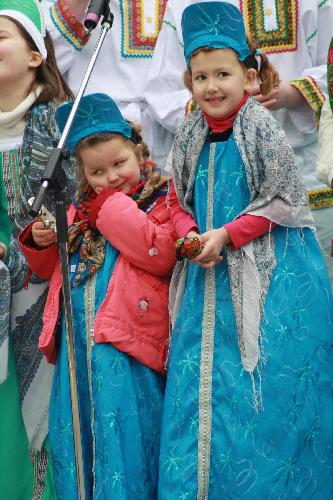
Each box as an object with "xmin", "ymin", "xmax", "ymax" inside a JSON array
[
  {"xmin": 316, "ymin": 37, "xmax": 333, "ymax": 267},
  {"xmin": 317, "ymin": 37, "xmax": 333, "ymax": 188},
  {"xmin": 42, "ymin": 0, "xmax": 173, "ymax": 169},
  {"xmin": 317, "ymin": 100, "xmax": 333, "ymax": 188},
  {"xmin": 145, "ymin": 0, "xmax": 333, "ymax": 279}
]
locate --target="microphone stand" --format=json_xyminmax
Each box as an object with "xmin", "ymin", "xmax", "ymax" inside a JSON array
[{"xmin": 30, "ymin": 4, "xmax": 114, "ymax": 500}]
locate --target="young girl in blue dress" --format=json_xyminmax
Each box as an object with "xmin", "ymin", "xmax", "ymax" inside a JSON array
[
  {"xmin": 159, "ymin": 3, "xmax": 333, "ymax": 499},
  {"xmin": 20, "ymin": 93, "xmax": 177, "ymax": 499}
]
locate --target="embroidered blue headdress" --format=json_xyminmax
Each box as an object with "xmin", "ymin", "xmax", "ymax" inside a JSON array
[
  {"xmin": 56, "ymin": 93, "xmax": 134, "ymax": 153},
  {"xmin": 181, "ymin": 1, "xmax": 251, "ymax": 65}
]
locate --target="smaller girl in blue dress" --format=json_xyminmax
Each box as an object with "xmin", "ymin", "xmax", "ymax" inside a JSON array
[
  {"xmin": 160, "ymin": 2, "xmax": 333, "ymax": 499},
  {"xmin": 20, "ymin": 93, "xmax": 177, "ymax": 499}
]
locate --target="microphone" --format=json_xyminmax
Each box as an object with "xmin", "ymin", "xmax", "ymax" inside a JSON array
[{"xmin": 84, "ymin": 0, "xmax": 110, "ymax": 33}]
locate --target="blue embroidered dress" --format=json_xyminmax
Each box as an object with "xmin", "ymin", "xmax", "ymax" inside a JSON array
[
  {"xmin": 159, "ymin": 133, "xmax": 333, "ymax": 499},
  {"xmin": 49, "ymin": 240, "xmax": 165, "ymax": 499}
]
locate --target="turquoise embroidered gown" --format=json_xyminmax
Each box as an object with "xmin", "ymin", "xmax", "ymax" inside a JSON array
[
  {"xmin": 159, "ymin": 133, "xmax": 333, "ymax": 499},
  {"xmin": 49, "ymin": 241, "xmax": 165, "ymax": 499}
]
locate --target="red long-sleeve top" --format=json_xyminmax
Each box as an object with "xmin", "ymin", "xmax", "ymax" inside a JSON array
[{"xmin": 169, "ymin": 181, "xmax": 275, "ymax": 249}]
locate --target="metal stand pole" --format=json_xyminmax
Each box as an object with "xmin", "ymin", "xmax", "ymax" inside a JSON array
[{"xmin": 30, "ymin": 6, "xmax": 114, "ymax": 500}]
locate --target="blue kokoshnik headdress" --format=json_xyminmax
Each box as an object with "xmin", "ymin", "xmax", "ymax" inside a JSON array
[
  {"xmin": 56, "ymin": 93, "xmax": 138, "ymax": 153},
  {"xmin": 181, "ymin": 1, "xmax": 251, "ymax": 65}
]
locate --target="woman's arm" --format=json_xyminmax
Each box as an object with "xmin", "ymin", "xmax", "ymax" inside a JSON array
[
  {"xmin": 248, "ymin": 4, "xmax": 333, "ymax": 132},
  {"xmin": 41, "ymin": 0, "xmax": 90, "ymax": 74},
  {"xmin": 58, "ymin": 0, "xmax": 89, "ymax": 19}
]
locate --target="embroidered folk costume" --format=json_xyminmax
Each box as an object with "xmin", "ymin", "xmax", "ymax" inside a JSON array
[
  {"xmin": 158, "ymin": 4, "xmax": 333, "ymax": 499},
  {"xmin": 20, "ymin": 94, "xmax": 177, "ymax": 498}
]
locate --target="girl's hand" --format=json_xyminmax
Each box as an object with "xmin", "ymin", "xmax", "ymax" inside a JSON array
[
  {"xmin": 248, "ymin": 81, "xmax": 306, "ymax": 110},
  {"xmin": 94, "ymin": 186, "xmax": 104, "ymax": 195},
  {"xmin": 186, "ymin": 230, "xmax": 200, "ymax": 239},
  {"xmin": 0, "ymin": 245, "xmax": 5, "ymax": 261},
  {"xmin": 175, "ymin": 231, "xmax": 202, "ymax": 261},
  {"xmin": 31, "ymin": 221, "xmax": 57, "ymax": 248},
  {"xmin": 190, "ymin": 227, "xmax": 231, "ymax": 269}
]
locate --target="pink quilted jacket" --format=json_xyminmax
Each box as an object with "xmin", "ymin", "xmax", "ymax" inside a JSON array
[{"xmin": 19, "ymin": 191, "xmax": 177, "ymax": 375}]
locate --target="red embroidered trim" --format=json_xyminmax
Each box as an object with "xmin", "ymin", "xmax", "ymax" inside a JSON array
[{"xmin": 56, "ymin": 0, "xmax": 89, "ymax": 43}]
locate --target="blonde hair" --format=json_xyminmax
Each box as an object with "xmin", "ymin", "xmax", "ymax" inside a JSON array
[
  {"xmin": 183, "ymin": 37, "xmax": 279, "ymax": 97},
  {"xmin": 75, "ymin": 123, "xmax": 151, "ymax": 195}
]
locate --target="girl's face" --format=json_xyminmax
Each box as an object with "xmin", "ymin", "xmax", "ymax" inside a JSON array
[
  {"xmin": 81, "ymin": 136, "xmax": 143, "ymax": 195},
  {"xmin": 190, "ymin": 48, "xmax": 256, "ymax": 118},
  {"xmin": 0, "ymin": 17, "xmax": 42, "ymax": 87}
]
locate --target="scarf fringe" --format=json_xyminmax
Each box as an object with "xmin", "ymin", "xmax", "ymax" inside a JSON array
[{"xmin": 31, "ymin": 445, "xmax": 48, "ymax": 500}]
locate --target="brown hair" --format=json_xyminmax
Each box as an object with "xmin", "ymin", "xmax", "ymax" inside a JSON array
[
  {"xmin": 183, "ymin": 37, "xmax": 279, "ymax": 97},
  {"xmin": 6, "ymin": 17, "xmax": 73, "ymax": 104},
  {"xmin": 75, "ymin": 123, "xmax": 151, "ymax": 195},
  {"xmin": 244, "ymin": 36, "xmax": 279, "ymax": 95}
]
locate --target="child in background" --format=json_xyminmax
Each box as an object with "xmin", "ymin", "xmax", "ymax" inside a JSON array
[
  {"xmin": 159, "ymin": 3, "xmax": 333, "ymax": 499},
  {"xmin": 0, "ymin": 0, "xmax": 75, "ymax": 497},
  {"xmin": 20, "ymin": 93, "xmax": 177, "ymax": 499}
]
